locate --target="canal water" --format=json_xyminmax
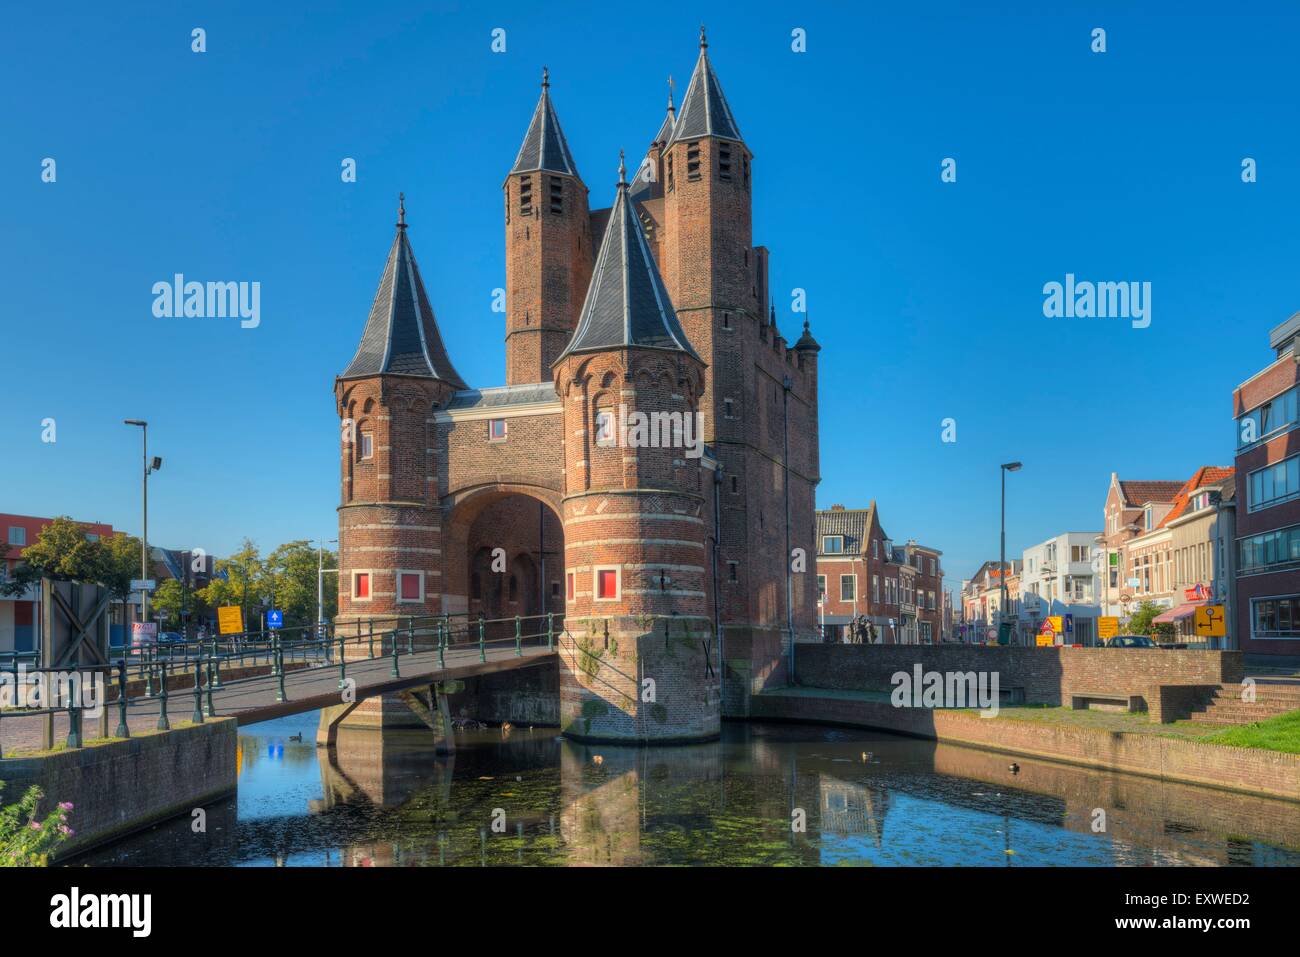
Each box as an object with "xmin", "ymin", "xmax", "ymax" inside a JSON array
[{"xmin": 79, "ymin": 713, "xmax": 1300, "ymax": 866}]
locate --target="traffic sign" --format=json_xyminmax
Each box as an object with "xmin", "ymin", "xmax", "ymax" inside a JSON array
[
  {"xmin": 1195, "ymin": 604, "xmax": 1226, "ymax": 637},
  {"xmin": 1064, "ymin": 613, "xmax": 1074, "ymax": 634},
  {"xmin": 268, "ymin": 609, "xmax": 284, "ymax": 630},
  {"xmin": 1098, "ymin": 616, "xmax": 1120, "ymax": 640},
  {"xmin": 217, "ymin": 605, "xmax": 244, "ymax": 635},
  {"xmin": 131, "ymin": 579, "xmax": 157, "ymax": 592}
]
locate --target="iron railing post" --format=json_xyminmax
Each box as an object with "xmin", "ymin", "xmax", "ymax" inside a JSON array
[
  {"xmin": 390, "ymin": 631, "xmax": 400, "ymax": 677},
  {"xmin": 157, "ymin": 661, "xmax": 170, "ymax": 730},
  {"xmin": 515, "ymin": 616, "xmax": 522, "ymax": 657},
  {"xmin": 191, "ymin": 658, "xmax": 204, "ymax": 724},
  {"xmin": 479, "ymin": 617, "xmax": 486, "ymax": 663},
  {"xmin": 276, "ymin": 635, "xmax": 287, "ymax": 702},
  {"xmin": 368, "ymin": 620, "xmax": 374, "ymax": 659},
  {"xmin": 439, "ymin": 615, "xmax": 447, "ymax": 669},
  {"xmin": 547, "ymin": 612, "xmax": 554, "ymax": 652},
  {"xmin": 205, "ymin": 652, "xmax": 216, "ymax": 717},
  {"xmin": 407, "ymin": 617, "xmax": 414, "ymax": 655},
  {"xmin": 338, "ymin": 631, "xmax": 347, "ymax": 690},
  {"xmin": 115, "ymin": 661, "xmax": 130, "ymax": 738},
  {"xmin": 66, "ymin": 691, "xmax": 82, "ymax": 750}
]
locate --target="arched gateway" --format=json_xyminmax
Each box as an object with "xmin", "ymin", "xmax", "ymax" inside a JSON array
[{"xmin": 333, "ymin": 35, "xmax": 824, "ymax": 743}]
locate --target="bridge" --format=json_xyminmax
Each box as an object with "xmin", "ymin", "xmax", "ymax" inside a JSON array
[{"xmin": 0, "ymin": 612, "xmax": 559, "ymax": 757}]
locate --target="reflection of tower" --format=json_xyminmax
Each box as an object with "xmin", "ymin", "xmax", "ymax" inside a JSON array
[{"xmin": 554, "ymin": 155, "xmax": 717, "ymax": 742}]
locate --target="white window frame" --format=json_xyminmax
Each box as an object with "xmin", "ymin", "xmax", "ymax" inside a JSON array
[
  {"xmin": 822, "ymin": 535, "xmax": 844, "ymax": 554},
  {"xmin": 839, "ymin": 574, "xmax": 856, "ymax": 602},
  {"xmin": 396, "ymin": 569, "xmax": 425, "ymax": 604},
  {"xmin": 352, "ymin": 569, "xmax": 374, "ymax": 602},
  {"xmin": 594, "ymin": 409, "xmax": 616, "ymax": 447},
  {"xmin": 8, "ymin": 526, "xmax": 26, "ymax": 546},
  {"xmin": 488, "ymin": 418, "xmax": 508, "ymax": 442},
  {"xmin": 816, "ymin": 575, "xmax": 826, "ymax": 599},
  {"xmin": 359, "ymin": 431, "xmax": 374, "ymax": 460},
  {"xmin": 593, "ymin": 565, "xmax": 621, "ymax": 601}
]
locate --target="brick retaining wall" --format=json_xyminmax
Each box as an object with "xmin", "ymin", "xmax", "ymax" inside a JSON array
[
  {"xmin": 750, "ymin": 691, "xmax": 1299, "ymax": 802},
  {"xmin": 0, "ymin": 718, "xmax": 237, "ymax": 859}
]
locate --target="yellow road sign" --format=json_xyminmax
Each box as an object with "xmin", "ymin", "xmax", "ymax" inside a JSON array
[
  {"xmin": 1098, "ymin": 616, "xmax": 1120, "ymax": 640},
  {"xmin": 217, "ymin": 605, "xmax": 244, "ymax": 635},
  {"xmin": 1195, "ymin": 604, "xmax": 1226, "ymax": 637}
]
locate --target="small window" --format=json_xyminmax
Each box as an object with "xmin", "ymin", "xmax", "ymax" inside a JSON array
[
  {"xmin": 551, "ymin": 580, "xmax": 560, "ymax": 598},
  {"xmin": 7, "ymin": 526, "xmax": 25, "ymax": 547},
  {"xmin": 566, "ymin": 572, "xmax": 575, "ymax": 600},
  {"xmin": 489, "ymin": 419, "xmax": 507, "ymax": 441},
  {"xmin": 872, "ymin": 539, "xmax": 879, "ymax": 559},
  {"xmin": 666, "ymin": 152, "xmax": 674, "ymax": 191},
  {"xmin": 722, "ymin": 312, "xmax": 731, "ymax": 329},
  {"xmin": 353, "ymin": 572, "xmax": 372, "ymax": 601},
  {"xmin": 817, "ymin": 575, "xmax": 826, "ymax": 599},
  {"xmin": 398, "ymin": 571, "xmax": 423, "ymax": 602},
  {"xmin": 594, "ymin": 567, "xmax": 620, "ymax": 600},
  {"xmin": 730, "ymin": 476, "xmax": 738, "ymax": 494},
  {"xmin": 519, "ymin": 175, "xmax": 533, "ymax": 216},
  {"xmin": 549, "ymin": 175, "xmax": 563, "ymax": 214},
  {"xmin": 840, "ymin": 575, "xmax": 855, "ymax": 602},
  {"xmin": 724, "ymin": 398, "xmax": 735, "ymax": 418},
  {"xmin": 728, "ymin": 561, "xmax": 738, "ymax": 583},
  {"xmin": 742, "ymin": 154, "xmax": 750, "ymax": 188},
  {"xmin": 85, "ymin": 533, "xmax": 99, "ymax": 542},
  {"xmin": 360, "ymin": 431, "xmax": 374, "ymax": 460},
  {"xmin": 508, "ymin": 575, "xmax": 518, "ymax": 601},
  {"xmin": 595, "ymin": 410, "xmax": 616, "ymax": 446},
  {"xmin": 686, "ymin": 141, "xmax": 701, "ymax": 181},
  {"xmin": 822, "ymin": 535, "xmax": 844, "ymax": 554}
]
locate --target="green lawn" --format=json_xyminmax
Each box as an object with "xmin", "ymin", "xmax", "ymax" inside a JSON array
[{"xmin": 1201, "ymin": 710, "xmax": 1300, "ymax": 754}]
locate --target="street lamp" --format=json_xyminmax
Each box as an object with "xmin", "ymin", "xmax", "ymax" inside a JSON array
[
  {"xmin": 999, "ymin": 461, "xmax": 1022, "ymax": 645},
  {"xmin": 313, "ymin": 537, "xmax": 339, "ymax": 632},
  {"xmin": 124, "ymin": 420, "xmax": 162, "ymax": 627}
]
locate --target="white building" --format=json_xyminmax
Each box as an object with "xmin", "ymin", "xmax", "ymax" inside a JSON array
[{"xmin": 1018, "ymin": 531, "xmax": 1103, "ymax": 645}]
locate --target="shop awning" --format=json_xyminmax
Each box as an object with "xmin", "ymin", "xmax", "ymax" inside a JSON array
[{"xmin": 1153, "ymin": 601, "xmax": 1205, "ymax": 624}]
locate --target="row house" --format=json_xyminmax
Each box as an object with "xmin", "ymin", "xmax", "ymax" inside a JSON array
[
  {"xmin": 959, "ymin": 559, "xmax": 1020, "ymax": 642},
  {"xmin": 1232, "ymin": 313, "xmax": 1300, "ymax": 656},
  {"xmin": 814, "ymin": 503, "xmax": 944, "ymax": 643},
  {"xmin": 1017, "ymin": 532, "xmax": 1102, "ymax": 645},
  {"xmin": 1099, "ymin": 473, "xmax": 1184, "ymax": 618}
]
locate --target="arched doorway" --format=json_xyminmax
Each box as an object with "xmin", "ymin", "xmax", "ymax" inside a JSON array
[{"xmin": 444, "ymin": 484, "xmax": 564, "ymax": 643}]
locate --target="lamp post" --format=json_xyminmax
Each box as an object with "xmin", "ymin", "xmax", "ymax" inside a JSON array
[
  {"xmin": 999, "ymin": 462, "xmax": 1022, "ymax": 644},
  {"xmin": 124, "ymin": 420, "xmax": 162, "ymax": 627},
  {"xmin": 314, "ymin": 537, "xmax": 338, "ymax": 634}
]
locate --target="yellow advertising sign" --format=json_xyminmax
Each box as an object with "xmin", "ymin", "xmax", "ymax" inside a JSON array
[
  {"xmin": 1195, "ymin": 604, "xmax": 1226, "ymax": 637},
  {"xmin": 1098, "ymin": 616, "xmax": 1120, "ymax": 640},
  {"xmin": 217, "ymin": 605, "xmax": 244, "ymax": 635}
]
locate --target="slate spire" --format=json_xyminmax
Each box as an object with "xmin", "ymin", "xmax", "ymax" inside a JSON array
[
  {"xmin": 557, "ymin": 152, "xmax": 701, "ymax": 363},
  {"xmin": 509, "ymin": 66, "xmax": 579, "ymax": 178},
  {"xmin": 340, "ymin": 196, "xmax": 467, "ymax": 387},
  {"xmin": 670, "ymin": 26, "xmax": 743, "ymax": 144}
]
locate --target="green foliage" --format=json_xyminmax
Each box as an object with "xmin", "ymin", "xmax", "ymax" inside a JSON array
[
  {"xmin": 196, "ymin": 539, "xmax": 337, "ymax": 628},
  {"xmin": 151, "ymin": 578, "xmax": 187, "ymax": 623},
  {"xmin": 1125, "ymin": 601, "xmax": 1164, "ymax": 637},
  {"xmin": 576, "ymin": 635, "xmax": 604, "ymax": 680},
  {"xmin": 0, "ymin": 782, "xmax": 74, "ymax": 866}
]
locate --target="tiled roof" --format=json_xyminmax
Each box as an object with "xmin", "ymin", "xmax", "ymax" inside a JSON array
[
  {"xmin": 1118, "ymin": 480, "xmax": 1183, "ymax": 506},
  {"xmin": 509, "ymin": 70, "xmax": 579, "ymax": 179},
  {"xmin": 1154, "ymin": 466, "xmax": 1235, "ymax": 529},
  {"xmin": 815, "ymin": 504, "xmax": 875, "ymax": 554},
  {"xmin": 339, "ymin": 201, "xmax": 467, "ymax": 387},
  {"xmin": 557, "ymin": 157, "xmax": 700, "ymax": 362}
]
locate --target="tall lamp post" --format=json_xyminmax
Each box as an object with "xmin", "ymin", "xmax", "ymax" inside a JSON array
[
  {"xmin": 314, "ymin": 537, "xmax": 338, "ymax": 633},
  {"xmin": 124, "ymin": 420, "xmax": 162, "ymax": 626},
  {"xmin": 999, "ymin": 461, "xmax": 1022, "ymax": 644}
]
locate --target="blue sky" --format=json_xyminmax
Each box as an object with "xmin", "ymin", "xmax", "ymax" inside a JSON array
[{"xmin": 4, "ymin": 1, "xmax": 1298, "ymax": 592}]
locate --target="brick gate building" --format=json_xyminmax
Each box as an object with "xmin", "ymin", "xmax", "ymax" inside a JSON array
[{"xmin": 332, "ymin": 32, "xmax": 822, "ymax": 742}]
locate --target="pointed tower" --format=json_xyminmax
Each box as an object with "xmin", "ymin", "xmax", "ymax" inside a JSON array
[
  {"xmin": 628, "ymin": 79, "xmax": 676, "ymax": 203},
  {"xmin": 553, "ymin": 153, "xmax": 718, "ymax": 743},
  {"xmin": 335, "ymin": 196, "xmax": 465, "ymax": 633},
  {"xmin": 661, "ymin": 27, "xmax": 755, "ymax": 435},
  {"xmin": 504, "ymin": 68, "xmax": 594, "ymax": 385}
]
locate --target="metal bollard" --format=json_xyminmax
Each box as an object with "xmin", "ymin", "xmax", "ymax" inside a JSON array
[
  {"xmin": 547, "ymin": 612, "xmax": 554, "ymax": 652},
  {"xmin": 205, "ymin": 655, "xmax": 217, "ymax": 717},
  {"xmin": 276, "ymin": 636, "xmax": 287, "ymax": 702},
  {"xmin": 66, "ymin": 694, "xmax": 83, "ymax": 750},
  {"xmin": 407, "ymin": 617, "xmax": 415, "ymax": 655}
]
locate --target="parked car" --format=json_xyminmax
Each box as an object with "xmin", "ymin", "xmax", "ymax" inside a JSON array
[
  {"xmin": 1105, "ymin": 635, "xmax": 1156, "ymax": 648},
  {"xmin": 157, "ymin": 631, "xmax": 186, "ymax": 644}
]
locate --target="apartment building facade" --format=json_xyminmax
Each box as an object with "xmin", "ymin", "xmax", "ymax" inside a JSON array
[
  {"xmin": 1233, "ymin": 314, "xmax": 1300, "ymax": 657},
  {"xmin": 1018, "ymin": 532, "xmax": 1102, "ymax": 645}
]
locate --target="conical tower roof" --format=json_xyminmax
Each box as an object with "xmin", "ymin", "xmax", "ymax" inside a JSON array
[
  {"xmin": 340, "ymin": 196, "xmax": 467, "ymax": 387},
  {"xmin": 669, "ymin": 28, "xmax": 743, "ymax": 144},
  {"xmin": 557, "ymin": 154, "xmax": 700, "ymax": 363},
  {"xmin": 508, "ymin": 67, "xmax": 579, "ymax": 179}
]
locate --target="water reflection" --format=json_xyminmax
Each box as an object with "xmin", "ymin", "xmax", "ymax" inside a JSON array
[{"xmin": 78, "ymin": 715, "xmax": 1300, "ymax": 867}]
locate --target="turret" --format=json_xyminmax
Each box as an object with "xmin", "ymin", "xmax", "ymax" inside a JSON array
[{"xmin": 503, "ymin": 68, "xmax": 594, "ymax": 385}]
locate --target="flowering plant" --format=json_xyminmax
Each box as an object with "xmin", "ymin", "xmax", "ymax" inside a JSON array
[{"xmin": 0, "ymin": 782, "xmax": 74, "ymax": 866}]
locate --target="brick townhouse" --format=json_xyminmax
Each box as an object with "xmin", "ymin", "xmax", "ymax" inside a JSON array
[
  {"xmin": 814, "ymin": 503, "xmax": 943, "ymax": 643},
  {"xmin": 1233, "ymin": 313, "xmax": 1300, "ymax": 657},
  {"xmin": 959, "ymin": 559, "xmax": 1019, "ymax": 642},
  {"xmin": 1098, "ymin": 473, "xmax": 1183, "ymax": 618}
]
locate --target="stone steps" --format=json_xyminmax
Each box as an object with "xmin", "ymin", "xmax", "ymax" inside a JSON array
[{"xmin": 1183, "ymin": 681, "xmax": 1300, "ymax": 725}]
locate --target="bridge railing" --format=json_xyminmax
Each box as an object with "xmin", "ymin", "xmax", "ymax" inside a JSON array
[{"xmin": 0, "ymin": 611, "xmax": 563, "ymax": 756}]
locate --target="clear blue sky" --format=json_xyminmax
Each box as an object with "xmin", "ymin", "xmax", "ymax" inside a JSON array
[{"xmin": 4, "ymin": 1, "xmax": 1298, "ymax": 594}]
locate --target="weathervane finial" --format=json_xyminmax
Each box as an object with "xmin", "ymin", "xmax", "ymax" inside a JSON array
[
  {"xmin": 699, "ymin": 24, "xmax": 707, "ymax": 49},
  {"xmin": 542, "ymin": 65, "xmax": 549, "ymax": 89},
  {"xmin": 397, "ymin": 192, "xmax": 406, "ymax": 228},
  {"xmin": 618, "ymin": 149, "xmax": 627, "ymax": 187}
]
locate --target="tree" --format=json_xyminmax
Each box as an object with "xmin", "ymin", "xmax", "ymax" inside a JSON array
[
  {"xmin": 197, "ymin": 539, "xmax": 265, "ymax": 623},
  {"xmin": 0, "ymin": 519, "xmax": 141, "ymax": 600},
  {"xmin": 264, "ymin": 540, "xmax": 337, "ymax": 626},
  {"xmin": 1125, "ymin": 600, "xmax": 1176, "ymax": 642},
  {"xmin": 151, "ymin": 578, "xmax": 186, "ymax": 625}
]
